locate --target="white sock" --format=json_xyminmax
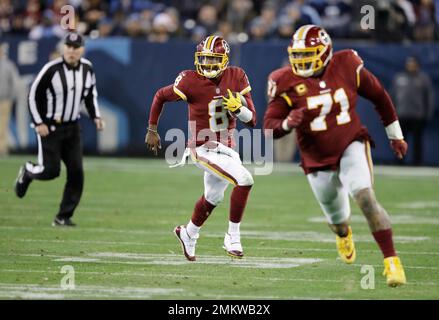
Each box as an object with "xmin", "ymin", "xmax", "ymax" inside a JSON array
[
  {"xmin": 186, "ymin": 220, "xmax": 200, "ymax": 238},
  {"xmin": 228, "ymin": 221, "xmax": 240, "ymax": 235}
]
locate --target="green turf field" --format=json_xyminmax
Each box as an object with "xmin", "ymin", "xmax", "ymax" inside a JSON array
[{"xmin": 0, "ymin": 156, "xmax": 438, "ymax": 299}]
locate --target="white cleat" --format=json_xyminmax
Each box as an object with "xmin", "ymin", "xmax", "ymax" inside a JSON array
[
  {"xmin": 174, "ymin": 225, "xmax": 198, "ymax": 261},
  {"xmin": 223, "ymin": 232, "xmax": 244, "ymax": 258}
]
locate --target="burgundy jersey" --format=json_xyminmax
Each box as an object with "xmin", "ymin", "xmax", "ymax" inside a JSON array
[
  {"xmin": 264, "ymin": 49, "xmax": 398, "ymax": 173},
  {"xmin": 172, "ymin": 66, "xmax": 255, "ymax": 147}
]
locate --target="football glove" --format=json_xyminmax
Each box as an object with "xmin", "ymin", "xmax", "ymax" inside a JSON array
[
  {"xmin": 390, "ymin": 139, "xmax": 408, "ymax": 159},
  {"xmin": 222, "ymin": 89, "xmax": 242, "ymax": 113},
  {"xmin": 286, "ymin": 108, "xmax": 305, "ymax": 129}
]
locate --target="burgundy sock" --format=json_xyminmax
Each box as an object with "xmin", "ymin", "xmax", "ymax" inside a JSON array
[
  {"xmin": 229, "ymin": 185, "xmax": 252, "ymax": 223},
  {"xmin": 191, "ymin": 195, "xmax": 215, "ymax": 227},
  {"xmin": 372, "ymin": 229, "xmax": 397, "ymax": 258}
]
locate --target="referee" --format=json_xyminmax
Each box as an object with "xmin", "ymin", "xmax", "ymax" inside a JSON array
[{"xmin": 14, "ymin": 32, "xmax": 105, "ymax": 227}]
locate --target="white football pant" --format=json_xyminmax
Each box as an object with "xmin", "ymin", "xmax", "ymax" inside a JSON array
[
  {"xmin": 190, "ymin": 142, "xmax": 254, "ymax": 206},
  {"xmin": 306, "ymin": 140, "xmax": 374, "ymax": 224}
]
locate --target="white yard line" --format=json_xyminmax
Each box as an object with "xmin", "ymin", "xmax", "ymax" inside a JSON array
[
  {"xmin": 78, "ymin": 252, "xmax": 323, "ymax": 269},
  {"xmin": 6, "ymin": 238, "xmax": 439, "ymax": 256},
  {"xmin": 1, "ymin": 226, "xmax": 434, "ymax": 243},
  {"xmin": 397, "ymin": 201, "xmax": 439, "ymax": 209},
  {"xmin": 0, "ymin": 269, "xmax": 438, "ymax": 287},
  {"xmin": 0, "ymin": 282, "xmax": 339, "ymax": 300},
  {"xmin": 0, "ymin": 291, "xmax": 66, "ymax": 300},
  {"xmin": 2, "ymin": 251, "xmax": 439, "ymax": 271},
  {"xmin": 208, "ymin": 231, "xmax": 430, "ymax": 244},
  {"xmin": 15, "ymin": 238, "xmax": 151, "ymax": 246},
  {"xmin": 0, "ymin": 283, "xmax": 184, "ymax": 299},
  {"xmin": 253, "ymin": 246, "xmax": 439, "ymax": 256},
  {"xmin": 0, "ymin": 252, "xmax": 322, "ymax": 269},
  {"xmin": 308, "ymin": 215, "xmax": 439, "ymax": 225}
]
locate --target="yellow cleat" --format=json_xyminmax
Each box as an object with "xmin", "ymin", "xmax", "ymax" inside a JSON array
[
  {"xmin": 336, "ymin": 226, "xmax": 356, "ymax": 264},
  {"xmin": 383, "ymin": 256, "xmax": 406, "ymax": 287}
]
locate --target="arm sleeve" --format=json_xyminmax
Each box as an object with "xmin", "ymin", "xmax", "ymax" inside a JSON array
[
  {"xmin": 172, "ymin": 71, "xmax": 192, "ymax": 102},
  {"xmin": 28, "ymin": 66, "xmax": 52, "ymax": 125},
  {"xmin": 236, "ymin": 70, "xmax": 256, "ymax": 126},
  {"xmin": 148, "ymin": 84, "xmax": 182, "ymax": 125},
  {"xmin": 239, "ymin": 91, "xmax": 257, "ymax": 127},
  {"xmin": 238, "ymin": 70, "xmax": 252, "ymax": 96},
  {"xmin": 84, "ymin": 69, "xmax": 101, "ymax": 119},
  {"xmin": 358, "ymin": 67, "xmax": 398, "ymax": 126},
  {"xmin": 263, "ymin": 96, "xmax": 292, "ymax": 139}
]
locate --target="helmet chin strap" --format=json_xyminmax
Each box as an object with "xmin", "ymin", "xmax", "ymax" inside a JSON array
[{"xmin": 312, "ymin": 68, "xmax": 324, "ymax": 77}]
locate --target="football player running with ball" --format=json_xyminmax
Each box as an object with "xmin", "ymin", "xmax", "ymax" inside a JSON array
[
  {"xmin": 146, "ymin": 36, "xmax": 256, "ymax": 261},
  {"xmin": 263, "ymin": 25, "xmax": 407, "ymax": 287}
]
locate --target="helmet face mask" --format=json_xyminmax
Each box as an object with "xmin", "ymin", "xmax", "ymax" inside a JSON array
[
  {"xmin": 288, "ymin": 25, "xmax": 333, "ymax": 78},
  {"xmin": 195, "ymin": 36, "xmax": 230, "ymax": 79},
  {"xmin": 195, "ymin": 52, "xmax": 228, "ymax": 78}
]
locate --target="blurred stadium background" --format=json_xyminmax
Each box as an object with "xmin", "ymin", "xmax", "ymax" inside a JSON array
[
  {"xmin": 1, "ymin": 0, "xmax": 439, "ymax": 301},
  {"xmin": 0, "ymin": 0, "xmax": 438, "ymax": 165}
]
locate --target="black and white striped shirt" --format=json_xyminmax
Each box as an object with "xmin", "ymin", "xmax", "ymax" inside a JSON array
[{"xmin": 28, "ymin": 57, "xmax": 101, "ymax": 125}]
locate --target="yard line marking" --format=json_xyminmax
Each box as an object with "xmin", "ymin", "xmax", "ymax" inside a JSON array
[
  {"xmin": 51, "ymin": 257, "xmax": 101, "ymax": 262},
  {"xmin": 0, "ymin": 283, "xmax": 341, "ymax": 300},
  {"xmin": 0, "ymin": 283, "xmax": 184, "ymax": 299},
  {"xmin": 250, "ymin": 247, "xmax": 439, "ymax": 256},
  {"xmin": 16, "ymin": 238, "xmax": 151, "ymax": 246},
  {"xmin": 5, "ymin": 239, "xmax": 439, "ymax": 256},
  {"xmin": 0, "ymin": 252, "xmax": 323, "ymax": 269},
  {"xmin": 350, "ymin": 263, "xmax": 439, "ymax": 271},
  {"xmin": 0, "ymin": 269, "xmax": 343, "ymax": 283},
  {"xmin": 1, "ymin": 226, "xmax": 433, "ymax": 243},
  {"xmin": 0, "ymin": 225, "xmax": 155, "ymax": 235},
  {"xmin": 6, "ymin": 237, "xmax": 439, "ymax": 255},
  {"xmin": 309, "ymin": 215, "xmax": 439, "ymax": 225},
  {"xmin": 207, "ymin": 231, "xmax": 430, "ymax": 243},
  {"xmin": 88, "ymin": 252, "xmax": 323, "ymax": 269},
  {"xmin": 4, "ymin": 251, "xmax": 439, "ymax": 270},
  {"xmin": 0, "ymin": 291, "xmax": 66, "ymax": 300},
  {"xmin": 0, "ymin": 216, "xmax": 264, "ymax": 229},
  {"xmin": 10, "ymin": 250, "xmax": 435, "ymax": 271},
  {"xmin": 1, "ymin": 269, "xmax": 438, "ymax": 287},
  {"xmin": 397, "ymin": 201, "xmax": 439, "ymax": 210}
]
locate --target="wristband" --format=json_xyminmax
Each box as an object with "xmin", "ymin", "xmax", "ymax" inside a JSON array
[{"xmin": 385, "ymin": 120, "xmax": 404, "ymax": 140}]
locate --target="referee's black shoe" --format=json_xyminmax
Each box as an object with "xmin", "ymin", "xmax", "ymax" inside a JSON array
[
  {"xmin": 14, "ymin": 164, "xmax": 33, "ymax": 198},
  {"xmin": 52, "ymin": 217, "xmax": 77, "ymax": 227}
]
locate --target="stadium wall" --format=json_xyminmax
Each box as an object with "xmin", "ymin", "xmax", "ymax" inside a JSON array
[{"xmin": 3, "ymin": 36, "xmax": 439, "ymax": 165}]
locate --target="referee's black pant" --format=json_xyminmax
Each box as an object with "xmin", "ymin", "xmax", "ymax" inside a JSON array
[
  {"xmin": 28, "ymin": 122, "xmax": 83, "ymax": 219},
  {"xmin": 400, "ymin": 118, "xmax": 426, "ymax": 166}
]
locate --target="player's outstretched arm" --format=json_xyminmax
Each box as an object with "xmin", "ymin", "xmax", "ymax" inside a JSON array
[
  {"xmin": 145, "ymin": 124, "xmax": 161, "ymax": 156},
  {"xmin": 145, "ymin": 85, "xmax": 181, "ymax": 155},
  {"xmin": 263, "ymin": 97, "xmax": 298, "ymax": 139},
  {"xmin": 358, "ymin": 68, "xmax": 408, "ymax": 159}
]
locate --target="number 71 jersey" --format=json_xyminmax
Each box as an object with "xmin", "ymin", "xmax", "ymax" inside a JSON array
[
  {"xmin": 267, "ymin": 49, "xmax": 371, "ymax": 173},
  {"xmin": 173, "ymin": 66, "xmax": 254, "ymax": 147}
]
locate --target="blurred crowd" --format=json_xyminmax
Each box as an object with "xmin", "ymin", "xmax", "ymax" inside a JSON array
[{"xmin": 0, "ymin": 0, "xmax": 438, "ymax": 43}]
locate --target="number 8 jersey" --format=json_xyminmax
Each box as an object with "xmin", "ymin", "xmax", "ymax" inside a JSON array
[
  {"xmin": 169, "ymin": 66, "xmax": 256, "ymax": 147},
  {"xmin": 264, "ymin": 49, "xmax": 399, "ymax": 174}
]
